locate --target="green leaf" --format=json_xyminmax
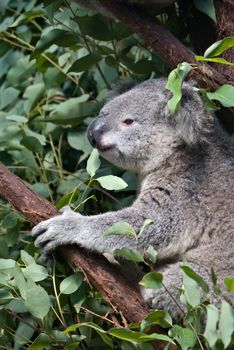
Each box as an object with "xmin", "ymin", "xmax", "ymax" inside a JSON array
[
  {"xmin": 181, "ymin": 265, "xmax": 209, "ymax": 293},
  {"xmin": 12, "ymin": 266, "xmax": 27, "ymax": 299},
  {"xmin": 108, "ymin": 328, "xmax": 174, "ymax": 345},
  {"xmin": 64, "ymin": 321, "xmax": 106, "ymax": 334},
  {"xmin": 10, "ymin": 10, "xmax": 44, "ymax": 27},
  {"xmin": 59, "ymin": 272, "xmax": 83, "ymax": 294},
  {"xmin": 204, "ymin": 37, "xmax": 234, "ymax": 58},
  {"xmin": 34, "ymin": 29, "xmax": 79, "ymax": 55},
  {"xmin": 166, "ymin": 62, "xmax": 192, "ymax": 114},
  {"xmin": 143, "ymin": 310, "xmax": 172, "ymax": 329},
  {"xmin": 23, "ymin": 264, "xmax": 48, "ymax": 282},
  {"xmin": 24, "ymin": 282, "xmax": 51, "ymax": 319},
  {"xmin": 14, "ymin": 315, "xmax": 35, "ymax": 345},
  {"xmin": 0, "ymin": 87, "xmax": 19, "ymax": 109},
  {"xmin": 27, "ymin": 333, "xmax": 51, "ymax": 350},
  {"xmin": 224, "ymin": 277, "xmax": 234, "ymax": 292},
  {"xmin": 96, "ymin": 175, "xmax": 128, "ymax": 190},
  {"xmin": 23, "ymin": 82, "xmax": 45, "ymax": 112},
  {"xmin": 193, "ymin": 0, "xmax": 216, "ymax": 22},
  {"xmin": 131, "ymin": 59, "xmax": 158, "ymax": 75},
  {"xmin": 56, "ymin": 189, "xmax": 80, "ymax": 209},
  {"xmin": 87, "ymin": 148, "xmax": 101, "ymax": 177},
  {"xmin": 0, "ymin": 258, "xmax": 16, "ymax": 270},
  {"xmin": 67, "ymin": 130, "xmax": 92, "ymax": 161},
  {"xmin": 219, "ymin": 300, "xmax": 234, "ymax": 348},
  {"xmin": 0, "ymin": 289, "xmax": 13, "ymax": 305},
  {"xmin": 113, "ymin": 247, "xmax": 144, "ymax": 262},
  {"xmin": 144, "ymin": 245, "xmax": 157, "ymax": 264},
  {"xmin": 207, "ymin": 84, "xmax": 234, "ymax": 107},
  {"xmin": 181, "ymin": 268, "xmax": 200, "ymax": 307},
  {"xmin": 75, "ymin": 14, "xmax": 113, "ymax": 41},
  {"xmin": 195, "ymin": 55, "xmax": 234, "ymax": 66},
  {"xmin": 69, "ymin": 53, "xmax": 102, "ymax": 72},
  {"xmin": 103, "ymin": 221, "xmax": 137, "ymax": 239},
  {"xmin": 139, "ymin": 272, "xmax": 163, "ymax": 289},
  {"xmin": 44, "ymin": 96, "xmax": 98, "ymax": 126},
  {"xmin": 21, "ymin": 136, "xmax": 43, "ymax": 153},
  {"xmin": 139, "ymin": 333, "xmax": 174, "ymax": 344},
  {"xmin": 169, "ymin": 325, "xmax": 197, "ymax": 350},
  {"xmin": 203, "ymin": 304, "xmax": 219, "ymax": 347},
  {"xmin": 21, "ymin": 250, "xmax": 36, "ymax": 266},
  {"xmin": 1, "ymin": 212, "xmax": 18, "ymax": 229},
  {"xmin": 108, "ymin": 328, "xmax": 142, "ymax": 342},
  {"xmin": 7, "ymin": 299, "xmax": 27, "ymax": 313}
]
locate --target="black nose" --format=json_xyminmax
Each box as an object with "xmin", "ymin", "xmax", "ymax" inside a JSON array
[{"xmin": 87, "ymin": 116, "xmax": 105, "ymax": 148}]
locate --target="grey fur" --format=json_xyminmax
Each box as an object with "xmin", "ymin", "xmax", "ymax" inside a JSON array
[{"xmin": 32, "ymin": 78, "xmax": 234, "ymax": 318}]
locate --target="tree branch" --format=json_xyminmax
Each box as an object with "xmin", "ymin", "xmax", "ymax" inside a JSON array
[
  {"xmin": 89, "ymin": 0, "xmax": 233, "ymax": 89},
  {"xmin": 0, "ymin": 162, "xmax": 171, "ymax": 349}
]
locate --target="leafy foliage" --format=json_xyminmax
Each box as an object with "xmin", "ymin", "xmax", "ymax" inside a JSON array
[{"xmin": 0, "ymin": 0, "xmax": 233, "ymax": 349}]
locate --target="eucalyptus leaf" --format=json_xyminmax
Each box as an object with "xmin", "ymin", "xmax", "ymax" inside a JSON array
[
  {"xmin": 64, "ymin": 321, "xmax": 107, "ymax": 334},
  {"xmin": 219, "ymin": 300, "xmax": 234, "ymax": 348},
  {"xmin": 60, "ymin": 272, "xmax": 83, "ymax": 294},
  {"xmin": 113, "ymin": 247, "xmax": 144, "ymax": 262},
  {"xmin": 23, "ymin": 264, "xmax": 48, "ymax": 282},
  {"xmin": 203, "ymin": 304, "xmax": 219, "ymax": 347},
  {"xmin": 169, "ymin": 325, "xmax": 197, "ymax": 350},
  {"xmin": 96, "ymin": 175, "xmax": 128, "ymax": 190},
  {"xmin": 21, "ymin": 250, "xmax": 36, "ymax": 266},
  {"xmin": 69, "ymin": 53, "xmax": 102, "ymax": 72},
  {"xmin": 195, "ymin": 55, "xmax": 234, "ymax": 66},
  {"xmin": 181, "ymin": 265, "xmax": 209, "ymax": 293},
  {"xmin": 24, "ymin": 282, "xmax": 51, "ymax": 319},
  {"xmin": 103, "ymin": 221, "xmax": 137, "ymax": 239},
  {"xmin": 0, "ymin": 258, "xmax": 16, "ymax": 270},
  {"xmin": 139, "ymin": 272, "xmax": 163, "ymax": 289},
  {"xmin": 21, "ymin": 136, "xmax": 43, "ymax": 153},
  {"xmin": 0, "ymin": 87, "xmax": 19, "ymax": 109},
  {"xmin": 181, "ymin": 268, "xmax": 200, "ymax": 307},
  {"xmin": 204, "ymin": 37, "xmax": 234, "ymax": 58},
  {"xmin": 0, "ymin": 289, "xmax": 13, "ymax": 305},
  {"xmin": 87, "ymin": 148, "xmax": 101, "ymax": 177},
  {"xmin": 207, "ymin": 85, "xmax": 234, "ymax": 107},
  {"xmin": 27, "ymin": 333, "xmax": 52, "ymax": 350},
  {"xmin": 193, "ymin": 0, "xmax": 216, "ymax": 22},
  {"xmin": 34, "ymin": 29, "xmax": 79, "ymax": 55},
  {"xmin": 166, "ymin": 62, "xmax": 192, "ymax": 114}
]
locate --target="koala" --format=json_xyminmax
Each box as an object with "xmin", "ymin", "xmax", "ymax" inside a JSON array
[{"xmin": 32, "ymin": 79, "xmax": 234, "ymax": 319}]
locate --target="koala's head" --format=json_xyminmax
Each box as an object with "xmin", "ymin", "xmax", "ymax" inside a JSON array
[{"xmin": 87, "ymin": 78, "xmax": 214, "ymax": 174}]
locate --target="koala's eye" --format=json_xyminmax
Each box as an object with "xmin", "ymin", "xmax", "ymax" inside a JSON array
[{"xmin": 122, "ymin": 118, "xmax": 134, "ymax": 125}]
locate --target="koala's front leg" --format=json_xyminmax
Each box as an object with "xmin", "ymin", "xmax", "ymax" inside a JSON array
[{"xmin": 32, "ymin": 206, "xmax": 146, "ymax": 259}]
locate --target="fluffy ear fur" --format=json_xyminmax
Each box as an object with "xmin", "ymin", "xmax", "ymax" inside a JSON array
[
  {"xmin": 172, "ymin": 83, "xmax": 214, "ymax": 146},
  {"xmin": 106, "ymin": 80, "xmax": 138, "ymax": 101}
]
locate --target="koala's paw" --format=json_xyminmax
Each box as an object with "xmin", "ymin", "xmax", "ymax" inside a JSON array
[{"xmin": 32, "ymin": 206, "xmax": 80, "ymax": 259}]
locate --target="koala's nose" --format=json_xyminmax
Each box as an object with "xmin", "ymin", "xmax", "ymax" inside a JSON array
[{"xmin": 87, "ymin": 116, "xmax": 105, "ymax": 148}]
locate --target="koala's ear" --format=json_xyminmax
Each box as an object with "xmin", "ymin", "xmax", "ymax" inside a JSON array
[
  {"xmin": 106, "ymin": 80, "xmax": 138, "ymax": 101},
  {"xmin": 172, "ymin": 83, "xmax": 214, "ymax": 145}
]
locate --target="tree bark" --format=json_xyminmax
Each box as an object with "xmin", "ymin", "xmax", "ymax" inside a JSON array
[
  {"xmin": 214, "ymin": 0, "xmax": 234, "ymax": 76},
  {"xmin": 0, "ymin": 162, "xmax": 171, "ymax": 350}
]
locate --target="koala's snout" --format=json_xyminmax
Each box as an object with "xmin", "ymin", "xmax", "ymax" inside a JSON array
[{"xmin": 87, "ymin": 116, "xmax": 105, "ymax": 149}]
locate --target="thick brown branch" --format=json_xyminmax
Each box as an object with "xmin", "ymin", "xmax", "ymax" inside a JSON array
[{"xmin": 0, "ymin": 162, "xmax": 171, "ymax": 349}]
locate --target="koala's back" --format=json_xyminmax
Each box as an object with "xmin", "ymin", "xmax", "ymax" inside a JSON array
[{"xmin": 139, "ymin": 124, "xmax": 234, "ymax": 263}]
